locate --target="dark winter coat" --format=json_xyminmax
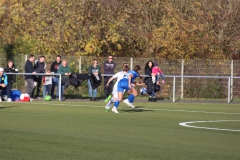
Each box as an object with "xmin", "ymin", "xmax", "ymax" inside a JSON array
[
  {"xmin": 103, "ymin": 61, "xmax": 116, "ymax": 74},
  {"xmin": 145, "ymin": 78, "xmax": 161, "ymax": 94},
  {"xmin": 89, "ymin": 73, "xmax": 102, "ymax": 90},
  {"xmin": 144, "ymin": 67, "xmax": 152, "ymax": 84},
  {"xmin": 4, "ymin": 64, "xmax": 18, "ymax": 83},
  {"xmin": 50, "ymin": 60, "xmax": 62, "ymax": 73},
  {"xmin": 69, "ymin": 73, "xmax": 89, "ymax": 88},
  {"xmin": 24, "ymin": 60, "xmax": 35, "ymax": 79},
  {"xmin": 34, "ymin": 60, "xmax": 46, "ymax": 78}
]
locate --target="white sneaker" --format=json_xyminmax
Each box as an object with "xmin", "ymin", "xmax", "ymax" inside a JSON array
[
  {"xmin": 123, "ymin": 99, "xmax": 135, "ymax": 108},
  {"xmin": 129, "ymin": 103, "xmax": 135, "ymax": 108},
  {"xmin": 0, "ymin": 97, "xmax": 2, "ymax": 102},
  {"xmin": 112, "ymin": 107, "xmax": 119, "ymax": 113},
  {"xmin": 7, "ymin": 98, "xmax": 12, "ymax": 102}
]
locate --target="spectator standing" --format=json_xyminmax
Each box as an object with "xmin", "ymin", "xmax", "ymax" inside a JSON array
[
  {"xmin": 0, "ymin": 68, "xmax": 8, "ymax": 102},
  {"xmin": 103, "ymin": 55, "xmax": 116, "ymax": 100},
  {"xmin": 33, "ymin": 56, "xmax": 46, "ymax": 99},
  {"xmin": 24, "ymin": 55, "xmax": 36, "ymax": 99},
  {"xmin": 57, "ymin": 60, "xmax": 71, "ymax": 101},
  {"xmin": 42, "ymin": 69, "xmax": 52, "ymax": 98},
  {"xmin": 4, "ymin": 60, "xmax": 18, "ymax": 102},
  {"xmin": 50, "ymin": 55, "xmax": 61, "ymax": 98},
  {"xmin": 144, "ymin": 60, "xmax": 154, "ymax": 101},
  {"xmin": 144, "ymin": 60, "xmax": 165, "ymax": 102},
  {"xmin": 88, "ymin": 59, "xmax": 101, "ymax": 101}
]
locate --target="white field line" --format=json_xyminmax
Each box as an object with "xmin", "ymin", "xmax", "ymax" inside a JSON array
[
  {"xmin": 11, "ymin": 102, "xmax": 240, "ymax": 115},
  {"xmin": 179, "ymin": 120, "xmax": 240, "ymax": 132}
]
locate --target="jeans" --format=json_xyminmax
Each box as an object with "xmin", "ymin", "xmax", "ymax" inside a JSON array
[
  {"xmin": 151, "ymin": 91, "xmax": 156, "ymax": 97},
  {"xmin": 87, "ymin": 79, "xmax": 97, "ymax": 98},
  {"xmin": 42, "ymin": 85, "xmax": 51, "ymax": 97},
  {"xmin": 51, "ymin": 77, "xmax": 59, "ymax": 97}
]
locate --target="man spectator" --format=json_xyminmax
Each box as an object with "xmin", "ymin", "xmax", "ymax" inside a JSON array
[
  {"xmin": 33, "ymin": 55, "xmax": 46, "ymax": 99},
  {"xmin": 50, "ymin": 55, "xmax": 62, "ymax": 98},
  {"xmin": 103, "ymin": 55, "xmax": 116, "ymax": 101},
  {"xmin": 24, "ymin": 54, "xmax": 36, "ymax": 99},
  {"xmin": 57, "ymin": 60, "xmax": 71, "ymax": 101},
  {"xmin": 0, "ymin": 68, "xmax": 8, "ymax": 102}
]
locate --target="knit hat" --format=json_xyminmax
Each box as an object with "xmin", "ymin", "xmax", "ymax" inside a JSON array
[
  {"xmin": 0, "ymin": 68, "xmax": 4, "ymax": 72},
  {"xmin": 153, "ymin": 62, "xmax": 159, "ymax": 66}
]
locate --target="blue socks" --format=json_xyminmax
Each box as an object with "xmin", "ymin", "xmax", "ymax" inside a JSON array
[
  {"xmin": 114, "ymin": 100, "xmax": 120, "ymax": 108},
  {"xmin": 127, "ymin": 94, "xmax": 135, "ymax": 103}
]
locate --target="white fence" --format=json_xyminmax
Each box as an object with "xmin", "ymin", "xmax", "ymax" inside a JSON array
[{"xmin": 2, "ymin": 55, "xmax": 240, "ymax": 101}]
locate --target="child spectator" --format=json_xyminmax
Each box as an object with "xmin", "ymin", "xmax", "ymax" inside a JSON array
[
  {"xmin": 42, "ymin": 69, "xmax": 52, "ymax": 98},
  {"xmin": 152, "ymin": 62, "xmax": 165, "ymax": 85}
]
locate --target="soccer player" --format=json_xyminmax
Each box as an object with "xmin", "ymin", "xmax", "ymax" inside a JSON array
[
  {"xmin": 111, "ymin": 65, "xmax": 141, "ymax": 113},
  {"xmin": 122, "ymin": 65, "xmax": 143, "ymax": 108},
  {"xmin": 105, "ymin": 63, "xmax": 128, "ymax": 111}
]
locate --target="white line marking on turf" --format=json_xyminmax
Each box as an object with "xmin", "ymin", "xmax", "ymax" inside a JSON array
[
  {"xmin": 12, "ymin": 102, "xmax": 240, "ymax": 115},
  {"xmin": 179, "ymin": 120, "xmax": 240, "ymax": 132}
]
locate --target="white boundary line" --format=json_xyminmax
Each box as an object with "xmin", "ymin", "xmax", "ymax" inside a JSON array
[
  {"xmin": 179, "ymin": 120, "xmax": 240, "ymax": 132},
  {"xmin": 10, "ymin": 102, "xmax": 240, "ymax": 115},
  {"xmin": 5, "ymin": 102, "xmax": 240, "ymax": 132}
]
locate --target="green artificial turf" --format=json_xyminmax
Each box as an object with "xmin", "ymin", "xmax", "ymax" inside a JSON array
[{"xmin": 0, "ymin": 101, "xmax": 240, "ymax": 160}]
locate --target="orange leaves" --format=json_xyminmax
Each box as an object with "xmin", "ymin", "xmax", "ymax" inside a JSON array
[{"xmin": 0, "ymin": 0, "xmax": 240, "ymax": 59}]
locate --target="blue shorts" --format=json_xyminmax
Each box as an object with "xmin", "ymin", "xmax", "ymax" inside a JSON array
[{"xmin": 117, "ymin": 79, "xmax": 130, "ymax": 92}]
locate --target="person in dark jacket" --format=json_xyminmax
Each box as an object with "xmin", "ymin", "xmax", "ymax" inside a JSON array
[
  {"xmin": 144, "ymin": 60, "xmax": 157, "ymax": 101},
  {"xmin": 103, "ymin": 55, "xmax": 116, "ymax": 100},
  {"xmin": 24, "ymin": 54, "xmax": 36, "ymax": 99},
  {"xmin": 50, "ymin": 55, "xmax": 61, "ymax": 98},
  {"xmin": 4, "ymin": 60, "xmax": 18, "ymax": 102},
  {"xmin": 32, "ymin": 55, "xmax": 46, "ymax": 99}
]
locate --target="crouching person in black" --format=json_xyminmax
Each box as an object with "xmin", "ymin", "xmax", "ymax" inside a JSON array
[
  {"xmin": 0, "ymin": 68, "xmax": 8, "ymax": 102},
  {"xmin": 4, "ymin": 60, "xmax": 18, "ymax": 102}
]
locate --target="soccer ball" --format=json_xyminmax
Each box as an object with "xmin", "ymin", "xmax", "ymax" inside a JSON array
[
  {"xmin": 44, "ymin": 95, "xmax": 52, "ymax": 101},
  {"xmin": 140, "ymin": 87, "xmax": 147, "ymax": 95}
]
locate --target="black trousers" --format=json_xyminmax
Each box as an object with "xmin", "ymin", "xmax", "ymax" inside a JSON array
[
  {"xmin": 6, "ymin": 82, "xmax": 13, "ymax": 98},
  {"xmin": 104, "ymin": 76, "xmax": 113, "ymax": 98},
  {"xmin": 32, "ymin": 77, "xmax": 42, "ymax": 97},
  {"xmin": 0, "ymin": 87, "xmax": 4, "ymax": 97}
]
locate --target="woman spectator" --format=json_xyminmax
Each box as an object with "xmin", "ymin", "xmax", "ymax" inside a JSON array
[
  {"xmin": 144, "ymin": 60, "xmax": 156, "ymax": 101},
  {"xmin": 144, "ymin": 60, "xmax": 165, "ymax": 102},
  {"xmin": 4, "ymin": 60, "xmax": 18, "ymax": 102},
  {"xmin": 88, "ymin": 59, "xmax": 101, "ymax": 101}
]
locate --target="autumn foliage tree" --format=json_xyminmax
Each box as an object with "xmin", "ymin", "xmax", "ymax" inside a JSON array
[{"xmin": 0, "ymin": 0, "xmax": 240, "ymax": 59}]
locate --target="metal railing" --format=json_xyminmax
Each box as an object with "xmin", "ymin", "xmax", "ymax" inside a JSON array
[
  {"xmin": 165, "ymin": 75, "xmax": 240, "ymax": 103},
  {"xmin": 4, "ymin": 73, "xmax": 240, "ymax": 103},
  {"xmin": 102, "ymin": 74, "xmax": 239, "ymax": 103}
]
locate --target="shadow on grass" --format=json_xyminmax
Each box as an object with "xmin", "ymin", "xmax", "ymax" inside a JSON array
[
  {"xmin": 0, "ymin": 106, "xmax": 19, "ymax": 109},
  {"xmin": 120, "ymin": 106, "xmax": 154, "ymax": 113}
]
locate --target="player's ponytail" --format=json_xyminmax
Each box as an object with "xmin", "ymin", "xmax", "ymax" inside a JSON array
[{"xmin": 123, "ymin": 65, "xmax": 129, "ymax": 72}]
